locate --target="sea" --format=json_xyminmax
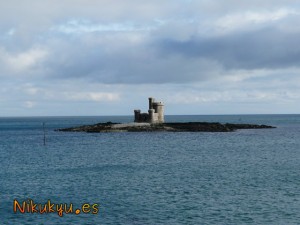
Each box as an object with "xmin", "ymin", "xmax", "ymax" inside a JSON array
[{"xmin": 0, "ymin": 114, "xmax": 299, "ymax": 225}]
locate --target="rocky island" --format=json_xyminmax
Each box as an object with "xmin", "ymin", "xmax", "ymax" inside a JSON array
[
  {"xmin": 57, "ymin": 97, "xmax": 275, "ymax": 133},
  {"xmin": 57, "ymin": 121, "xmax": 275, "ymax": 133}
]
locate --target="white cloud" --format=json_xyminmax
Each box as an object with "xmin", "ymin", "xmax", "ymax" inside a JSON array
[
  {"xmin": 215, "ymin": 8, "xmax": 296, "ymax": 33},
  {"xmin": 66, "ymin": 92, "xmax": 120, "ymax": 102},
  {"xmin": 53, "ymin": 19, "xmax": 159, "ymax": 34},
  {"xmin": 22, "ymin": 84, "xmax": 40, "ymax": 95},
  {"xmin": 6, "ymin": 28, "xmax": 15, "ymax": 36},
  {"xmin": 0, "ymin": 47, "xmax": 48, "ymax": 73},
  {"xmin": 23, "ymin": 101, "xmax": 36, "ymax": 108}
]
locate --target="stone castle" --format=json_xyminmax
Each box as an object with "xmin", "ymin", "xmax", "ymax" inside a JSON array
[{"xmin": 134, "ymin": 97, "xmax": 164, "ymax": 123}]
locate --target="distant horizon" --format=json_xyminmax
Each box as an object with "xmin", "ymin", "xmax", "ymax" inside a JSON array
[{"xmin": 0, "ymin": 113, "xmax": 299, "ymax": 118}]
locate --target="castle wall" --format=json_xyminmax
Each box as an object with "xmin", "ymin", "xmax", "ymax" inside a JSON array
[{"xmin": 151, "ymin": 113, "xmax": 159, "ymax": 123}]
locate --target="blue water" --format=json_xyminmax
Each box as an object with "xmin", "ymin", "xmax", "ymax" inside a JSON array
[{"xmin": 0, "ymin": 115, "xmax": 300, "ymax": 225}]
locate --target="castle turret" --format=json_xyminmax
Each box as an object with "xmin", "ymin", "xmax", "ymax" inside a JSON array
[
  {"xmin": 148, "ymin": 109, "xmax": 155, "ymax": 123},
  {"xmin": 153, "ymin": 101, "xmax": 164, "ymax": 123},
  {"xmin": 134, "ymin": 110, "xmax": 141, "ymax": 122},
  {"xmin": 149, "ymin": 97, "xmax": 154, "ymax": 110}
]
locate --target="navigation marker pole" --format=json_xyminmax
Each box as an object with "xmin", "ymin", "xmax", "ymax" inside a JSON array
[{"xmin": 43, "ymin": 122, "xmax": 46, "ymax": 146}]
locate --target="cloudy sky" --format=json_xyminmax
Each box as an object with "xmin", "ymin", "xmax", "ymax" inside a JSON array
[{"xmin": 1, "ymin": 0, "xmax": 300, "ymax": 116}]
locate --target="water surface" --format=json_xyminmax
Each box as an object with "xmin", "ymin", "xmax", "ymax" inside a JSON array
[{"xmin": 0, "ymin": 115, "xmax": 299, "ymax": 224}]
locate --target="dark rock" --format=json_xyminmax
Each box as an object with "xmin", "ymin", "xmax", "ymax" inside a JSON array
[{"xmin": 56, "ymin": 122, "xmax": 276, "ymax": 133}]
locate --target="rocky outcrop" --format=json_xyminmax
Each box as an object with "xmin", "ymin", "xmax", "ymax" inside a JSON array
[{"xmin": 57, "ymin": 122, "xmax": 275, "ymax": 133}]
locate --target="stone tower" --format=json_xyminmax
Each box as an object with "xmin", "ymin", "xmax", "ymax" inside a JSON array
[{"xmin": 134, "ymin": 97, "xmax": 164, "ymax": 123}]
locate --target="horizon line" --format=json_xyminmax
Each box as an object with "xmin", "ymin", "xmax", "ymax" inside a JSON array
[{"xmin": 0, "ymin": 113, "xmax": 299, "ymax": 118}]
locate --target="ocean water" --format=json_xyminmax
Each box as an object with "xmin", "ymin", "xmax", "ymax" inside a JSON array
[{"xmin": 0, "ymin": 115, "xmax": 300, "ymax": 225}]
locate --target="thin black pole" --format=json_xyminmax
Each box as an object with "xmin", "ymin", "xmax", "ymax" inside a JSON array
[{"xmin": 43, "ymin": 122, "xmax": 46, "ymax": 146}]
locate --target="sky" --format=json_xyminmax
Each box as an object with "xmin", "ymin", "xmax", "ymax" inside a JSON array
[{"xmin": 1, "ymin": 0, "xmax": 300, "ymax": 116}]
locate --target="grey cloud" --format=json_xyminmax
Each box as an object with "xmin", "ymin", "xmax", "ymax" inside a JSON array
[
  {"xmin": 1, "ymin": 1, "xmax": 297, "ymax": 31},
  {"xmin": 159, "ymin": 27, "xmax": 300, "ymax": 70},
  {"xmin": 44, "ymin": 38, "xmax": 222, "ymax": 84},
  {"xmin": 0, "ymin": 0, "xmax": 180, "ymax": 27},
  {"xmin": 37, "ymin": 22, "xmax": 300, "ymax": 84},
  {"xmin": 1, "ymin": 0, "xmax": 300, "ymax": 85}
]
